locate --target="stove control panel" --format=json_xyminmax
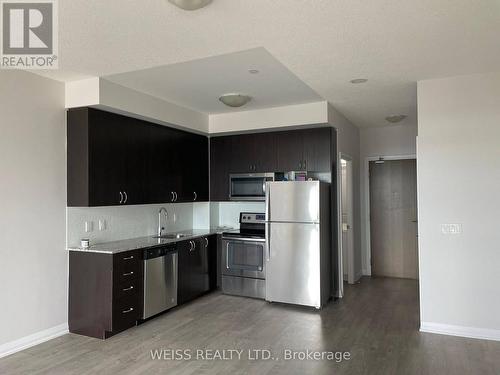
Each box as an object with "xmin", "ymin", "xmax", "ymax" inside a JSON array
[{"xmin": 239, "ymin": 212, "xmax": 266, "ymax": 224}]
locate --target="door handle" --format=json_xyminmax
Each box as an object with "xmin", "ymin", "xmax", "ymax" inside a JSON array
[
  {"xmin": 122, "ymin": 307, "xmax": 134, "ymax": 314},
  {"xmin": 123, "ymin": 191, "xmax": 128, "ymax": 204},
  {"xmin": 123, "ymin": 271, "xmax": 134, "ymax": 276},
  {"xmin": 123, "ymin": 255, "xmax": 134, "ymax": 260},
  {"xmin": 119, "ymin": 191, "xmax": 123, "ymax": 204},
  {"xmin": 122, "ymin": 286, "xmax": 134, "ymax": 291}
]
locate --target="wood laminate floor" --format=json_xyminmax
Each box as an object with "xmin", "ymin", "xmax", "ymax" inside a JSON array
[{"xmin": 1, "ymin": 277, "xmax": 499, "ymax": 374}]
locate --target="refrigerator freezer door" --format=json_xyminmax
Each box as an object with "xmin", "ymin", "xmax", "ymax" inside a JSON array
[
  {"xmin": 266, "ymin": 222, "xmax": 321, "ymax": 308},
  {"xmin": 266, "ymin": 181, "xmax": 320, "ymax": 223}
]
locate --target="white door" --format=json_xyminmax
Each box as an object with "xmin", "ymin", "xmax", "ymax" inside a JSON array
[{"xmin": 340, "ymin": 158, "xmax": 355, "ymax": 284}]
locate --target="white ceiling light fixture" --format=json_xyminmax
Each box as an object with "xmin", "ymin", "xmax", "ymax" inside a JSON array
[
  {"xmin": 350, "ymin": 78, "xmax": 368, "ymax": 84},
  {"xmin": 219, "ymin": 93, "xmax": 252, "ymax": 108},
  {"xmin": 168, "ymin": 0, "xmax": 212, "ymax": 11},
  {"xmin": 248, "ymin": 69, "xmax": 260, "ymax": 74},
  {"xmin": 385, "ymin": 114, "xmax": 407, "ymax": 123}
]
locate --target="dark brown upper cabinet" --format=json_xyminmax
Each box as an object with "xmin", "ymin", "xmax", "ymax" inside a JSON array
[
  {"xmin": 67, "ymin": 107, "xmax": 209, "ymax": 207},
  {"xmin": 209, "ymin": 127, "xmax": 333, "ymax": 201},
  {"xmin": 276, "ymin": 127, "xmax": 332, "ymax": 172},
  {"xmin": 209, "ymin": 136, "xmax": 232, "ymax": 201}
]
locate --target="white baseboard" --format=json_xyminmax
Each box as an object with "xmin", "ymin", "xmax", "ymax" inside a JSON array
[
  {"xmin": 0, "ymin": 323, "xmax": 68, "ymax": 359},
  {"xmin": 420, "ymin": 322, "xmax": 500, "ymax": 342}
]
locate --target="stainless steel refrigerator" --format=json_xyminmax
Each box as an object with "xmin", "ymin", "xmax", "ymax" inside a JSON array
[{"xmin": 265, "ymin": 181, "xmax": 331, "ymax": 309}]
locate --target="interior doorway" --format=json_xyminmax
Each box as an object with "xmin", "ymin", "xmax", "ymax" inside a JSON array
[
  {"xmin": 369, "ymin": 159, "xmax": 418, "ymax": 279},
  {"xmin": 340, "ymin": 155, "xmax": 355, "ymax": 284}
]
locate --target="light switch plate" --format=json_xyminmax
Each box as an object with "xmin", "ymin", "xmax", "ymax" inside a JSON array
[
  {"xmin": 441, "ymin": 223, "xmax": 462, "ymax": 234},
  {"xmin": 99, "ymin": 219, "xmax": 106, "ymax": 231},
  {"xmin": 85, "ymin": 221, "xmax": 93, "ymax": 233}
]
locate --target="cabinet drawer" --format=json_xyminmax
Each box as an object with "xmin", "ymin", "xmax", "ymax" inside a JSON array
[
  {"xmin": 112, "ymin": 294, "xmax": 140, "ymax": 333},
  {"xmin": 113, "ymin": 250, "xmax": 142, "ymax": 284},
  {"xmin": 113, "ymin": 277, "xmax": 141, "ymax": 301}
]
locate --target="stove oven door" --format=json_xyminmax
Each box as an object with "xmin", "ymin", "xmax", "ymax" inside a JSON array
[{"xmin": 221, "ymin": 237, "xmax": 266, "ymax": 279}]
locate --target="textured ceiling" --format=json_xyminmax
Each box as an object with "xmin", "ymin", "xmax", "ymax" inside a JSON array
[
  {"xmin": 104, "ymin": 48, "xmax": 322, "ymax": 114},
  {"xmin": 39, "ymin": 0, "xmax": 500, "ymax": 128}
]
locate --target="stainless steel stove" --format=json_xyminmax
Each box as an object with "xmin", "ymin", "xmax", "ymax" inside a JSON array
[{"xmin": 221, "ymin": 212, "xmax": 266, "ymax": 299}]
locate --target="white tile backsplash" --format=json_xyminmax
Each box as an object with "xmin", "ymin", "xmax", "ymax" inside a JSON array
[
  {"xmin": 211, "ymin": 201, "xmax": 266, "ymax": 229},
  {"xmin": 67, "ymin": 202, "xmax": 199, "ymax": 247},
  {"xmin": 67, "ymin": 201, "xmax": 266, "ymax": 247}
]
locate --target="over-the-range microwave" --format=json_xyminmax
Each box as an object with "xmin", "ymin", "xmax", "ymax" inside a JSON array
[{"xmin": 229, "ymin": 173, "xmax": 275, "ymax": 201}]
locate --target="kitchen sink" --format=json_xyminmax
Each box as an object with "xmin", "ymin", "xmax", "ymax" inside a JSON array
[{"xmin": 153, "ymin": 233, "xmax": 188, "ymax": 239}]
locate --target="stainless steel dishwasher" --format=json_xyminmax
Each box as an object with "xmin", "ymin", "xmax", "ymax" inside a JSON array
[{"xmin": 143, "ymin": 245, "xmax": 178, "ymax": 319}]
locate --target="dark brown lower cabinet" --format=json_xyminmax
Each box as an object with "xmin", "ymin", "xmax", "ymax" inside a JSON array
[
  {"xmin": 178, "ymin": 235, "xmax": 216, "ymax": 305},
  {"xmin": 69, "ymin": 249, "xmax": 143, "ymax": 339},
  {"xmin": 69, "ymin": 235, "xmax": 218, "ymax": 339}
]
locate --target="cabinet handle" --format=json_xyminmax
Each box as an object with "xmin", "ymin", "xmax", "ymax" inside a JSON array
[
  {"xmin": 303, "ymin": 160, "xmax": 307, "ymax": 170},
  {"xmin": 122, "ymin": 286, "xmax": 134, "ymax": 291},
  {"xmin": 123, "ymin": 271, "xmax": 134, "ymax": 276},
  {"xmin": 119, "ymin": 191, "xmax": 123, "ymax": 204},
  {"xmin": 193, "ymin": 192, "xmax": 197, "ymax": 201},
  {"xmin": 124, "ymin": 191, "xmax": 128, "ymax": 204},
  {"xmin": 123, "ymin": 255, "xmax": 134, "ymax": 260},
  {"xmin": 171, "ymin": 192, "xmax": 175, "ymax": 202},
  {"xmin": 122, "ymin": 307, "xmax": 134, "ymax": 314},
  {"xmin": 204, "ymin": 237, "xmax": 208, "ymax": 248},
  {"xmin": 189, "ymin": 240, "xmax": 195, "ymax": 252},
  {"xmin": 174, "ymin": 192, "xmax": 178, "ymax": 202}
]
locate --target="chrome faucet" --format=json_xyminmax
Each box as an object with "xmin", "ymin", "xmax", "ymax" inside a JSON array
[{"xmin": 158, "ymin": 207, "xmax": 168, "ymax": 237}]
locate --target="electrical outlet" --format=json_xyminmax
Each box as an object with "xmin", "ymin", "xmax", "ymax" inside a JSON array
[
  {"xmin": 85, "ymin": 221, "xmax": 93, "ymax": 233},
  {"xmin": 99, "ymin": 219, "xmax": 107, "ymax": 231},
  {"xmin": 441, "ymin": 224, "xmax": 462, "ymax": 235}
]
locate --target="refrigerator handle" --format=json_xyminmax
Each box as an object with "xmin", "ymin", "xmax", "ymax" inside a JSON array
[
  {"xmin": 265, "ymin": 223, "xmax": 271, "ymax": 261},
  {"xmin": 265, "ymin": 182, "xmax": 270, "ymax": 221}
]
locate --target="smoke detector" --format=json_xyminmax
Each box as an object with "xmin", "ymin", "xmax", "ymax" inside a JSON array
[
  {"xmin": 385, "ymin": 114, "xmax": 407, "ymax": 123},
  {"xmin": 168, "ymin": 0, "xmax": 212, "ymax": 11}
]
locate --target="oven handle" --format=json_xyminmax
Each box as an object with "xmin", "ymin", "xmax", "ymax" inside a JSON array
[
  {"xmin": 221, "ymin": 237, "xmax": 266, "ymax": 242},
  {"xmin": 226, "ymin": 242, "xmax": 229, "ymax": 270}
]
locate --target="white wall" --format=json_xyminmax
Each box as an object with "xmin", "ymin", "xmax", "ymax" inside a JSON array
[
  {"xmin": 360, "ymin": 124, "xmax": 417, "ymax": 274},
  {"xmin": 328, "ymin": 105, "xmax": 362, "ymax": 282},
  {"xmin": 0, "ymin": 71, "xmax": 67, "ymax": 352},
  {"xmin": 209, "ymin": 101, "xmax": 328, "ymax": 134},
  {"xmin": 418, "ymin": 72, "xmax": 500, "ymax": 340},
  {"xmin": 65, "ymin": 78, "xmax": 209, "ymax": 134}
]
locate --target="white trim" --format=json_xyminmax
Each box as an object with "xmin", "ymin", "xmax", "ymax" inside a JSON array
[
  {"xmin": 0, "ymin": 323, "xmax": 68, "ymax": 359},
  {"xmin": 420, "ymin": 322, "xmax": 500, "ymax": 342},
  {"xmin": 339, "ymin": 154, "xmax": 355, "ymax": 285},
  {"xmin": 335, "ymin": 147, "xmax": 344, "ymax": 298},
  {"xmin": 363, "ymin": 154, "xmax": 416, "ymax": 276}
]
